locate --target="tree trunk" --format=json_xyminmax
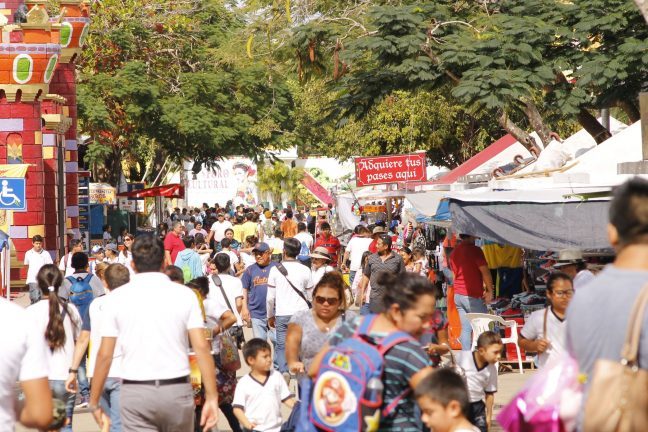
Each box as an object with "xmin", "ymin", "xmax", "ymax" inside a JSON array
[
  {"xmin": 498, "ymin": 111, "xmax": 542, "ymax": 154},
  {"xmin": 523, "ymin": 100, "xmax": 552, "ymax": 146},
  {"xmin": 635, "ymin": 0, "xmax": 648, "ymax": 23},
  {"xmin": 577, "ymin": 108, "xmax": 612, "ymax": 144},
  {"xmin": 616, "ymin": 98, "xmax": 641, "ymax": 123}
]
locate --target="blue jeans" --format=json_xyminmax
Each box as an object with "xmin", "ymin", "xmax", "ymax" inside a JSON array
[
  {"xmin": 360, "ymin": 303, "xmax": 371, "ymax": 315},
  {"xmin": 78, "ymin": 356, "xmax": 90, "ymax": 400},
  {"xmin": 100, "ymin": 378, "xmax": 121, "ymax": 432},
  {"xmin": 251, "ymin": 317, "xmax": 277, "ymax": 368},
  {"xmin": 275, "ymin": 315, "xmax": 292, "ymax": 373},
  {"xmin": 50, "ymin": 379, "xmax": 75, "ymax": 432},
  {"xmin": 349, "ymin": 271, "xmax": 357, "ymax": 286},
  {"xmin": 454, "ymin": 293, "xmax": 488, "ymax": 350},
  {"xmin": 28, "ymin": 282, "xmax": 41, "ymax": 304}
]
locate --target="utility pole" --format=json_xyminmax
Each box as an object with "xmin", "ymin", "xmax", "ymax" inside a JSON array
[{"xmin": 618, "ymin": 93, "xmax": 648, "ymax": 174}]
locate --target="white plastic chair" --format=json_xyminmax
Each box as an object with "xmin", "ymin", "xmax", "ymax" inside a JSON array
[{"xmin": 466, "ymin": 313, "xmax": 524, "ymax": 374}]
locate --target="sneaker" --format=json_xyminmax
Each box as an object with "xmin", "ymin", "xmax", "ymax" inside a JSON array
[{"xmin": 74, "ymin": 397, "xmax": 88, "ymax": 409}]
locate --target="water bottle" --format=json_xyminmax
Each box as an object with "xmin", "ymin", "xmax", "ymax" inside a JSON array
[{"xmin": 361, "ymin": 377, "xmax": 384, "ymax": 431}]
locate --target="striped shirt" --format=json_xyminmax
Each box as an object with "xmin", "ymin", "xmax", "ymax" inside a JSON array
[
  {"xmin": 329, "ymin": 316, "xmax": 431, "ymax": 431},
  {"xmin": 363, "ymin": 252, "xmax": 405, "ymax": 312}
]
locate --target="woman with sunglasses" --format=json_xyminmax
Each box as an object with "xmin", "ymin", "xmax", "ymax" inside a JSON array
[
  {"xmin": 286, "ymin": 271, "xmax": 355, "ymax": 376},
  {"xmin": 309, "ymin": 271, "xmax": 435, "ymax": 431},
  {"xmin": 118, "ymin": 234, "xmax": 134, "ymax": 274}
]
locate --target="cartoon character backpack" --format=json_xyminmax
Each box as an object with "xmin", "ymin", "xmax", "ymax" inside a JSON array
[{"xmin": 298, "ymin": 314, "xmax": 415, "ymax": 432}]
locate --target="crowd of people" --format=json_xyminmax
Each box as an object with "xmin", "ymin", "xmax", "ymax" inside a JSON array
[{"xmin": 4, "ymin": 177, "xmax": 648, "ymax": 432}]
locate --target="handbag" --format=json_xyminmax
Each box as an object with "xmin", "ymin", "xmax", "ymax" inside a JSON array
[
  {"xmin": 219, "ymin": 329, "xmax": 242, "ymax": 371},
  {"xmin": 212, "ymin": 275, "xmax": 245, "ymax": 348},
  {"xmin": 583, "ymin": 283, "xmax": 648, "ymax": 432}
]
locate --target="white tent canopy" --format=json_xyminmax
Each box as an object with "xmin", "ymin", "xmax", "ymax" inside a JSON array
[{"xmin": 404, "ymin": 191, "xmax": 448, "ymax": 217}]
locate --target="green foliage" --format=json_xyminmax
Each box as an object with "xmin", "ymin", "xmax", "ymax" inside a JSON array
[
  {"xmin": 256, "ymin": 162, "xmax": 304, "ymax": 204},
  {"xmin": 78, "ymin": 0, "xmax": 294, "ymax": 184}
]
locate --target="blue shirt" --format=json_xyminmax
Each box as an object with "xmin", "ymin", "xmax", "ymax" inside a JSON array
[{"xmin": 241, "ymin": 262, "xmax": 276, "ymax": 319}]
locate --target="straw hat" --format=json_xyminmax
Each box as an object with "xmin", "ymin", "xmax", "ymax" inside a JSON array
[
  {"xmin": 553, "ymin": 249, "xmax": 584, "ymax": 267},
  {"xmin": 310, "ymin": 247, "xmax": 332, "ymax": 261}
]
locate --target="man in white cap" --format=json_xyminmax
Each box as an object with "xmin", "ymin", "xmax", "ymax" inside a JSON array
[{"xmin": 553, "ymin": 249, "xmax": 595, "ymax": 289}]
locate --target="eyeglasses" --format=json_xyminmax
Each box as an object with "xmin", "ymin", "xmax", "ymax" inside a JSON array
[
  {"xmin": 315, "ymin": 296, "xmax": 340, "ymax": 306},
  {"xmin": 552, "ymin": 289, "xmax": 574, "ymax": 298},
  {"xmin": 124, "ymin": 238, "xmax": 133, "ymax": 242}
]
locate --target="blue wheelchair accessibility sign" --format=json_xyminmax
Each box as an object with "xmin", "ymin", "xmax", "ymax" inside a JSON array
[{"xmin": 0, "ymin": 178, "xmax": 26, "ymax": 210}]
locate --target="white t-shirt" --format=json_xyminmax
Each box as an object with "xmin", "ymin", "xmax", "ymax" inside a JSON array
[
  {"xmin": 118, "ymin": 250, "xmax": 134, "ymax": 274},
  {"xmin": 267, "ymin": 261, "xmax": 313, "ymax": 317},
  {"xmin": 232, "ymin": 370, "xmax": 293, "ymax": 432},
  {"xmin": 311, "ymin": 265, "xmax": 334, "ymax": 293},
  {"xmin": 346, "ymin": 236, "xmax": 373, "ymax": 271},
  {"xmin": 294, "ymin": 231, "xmax": 313, "ymax": 252},
  {"xmin": 58, "ymin": 252, "xmax": 76, "ymax": 277},
  {"xmin": 203, "ymin": 295, "xmax": 229, "ymax": 353},
  {"xmin": 218, "ymin": 250, "xmax": 239, "ymax": 265},
  {"xmin": 102, "ymin": 231, "xmax": 112, "ymax": 243},
  {"xmin": 87, "ymin": 295, "xmax": 122, "ymax": 379},
  {"xmin": 267, "ymin": 237, "xmax": 284, "ymax": 255},
  {"xmin": 210, "ymin": 220, "xmax": 233, "ymax": 242},
  {"xmin": 24, "ymin": 248, "xmax": 53, "ymax": 284},
  {"xmin": 457, "ymin": 351, "xmax": 498, "ymax": 403},
  {"xmin": 520, "ymin": 307, "xmax": 567, "ymax": 368},
  {"xmin": 101, "ymin": 272, "xmax": 204, "ymax": 380},
  {"xmin": 26, "ymin": 300, "xmax": 82, "ymax": 380},
  {"xmin": 574, "ymin": 269, "xmax": 595, "ymax": 289},
  {"xmin": 0, "ymin": 298, "xmax": 49, "ymax": 431},
  {"xmin": 240, "ymin": 252, "xmax": 256, "ymax": 269},
  {"xmin": 207, "ymin": 274, "xmax": 244, "ymax": 326}
]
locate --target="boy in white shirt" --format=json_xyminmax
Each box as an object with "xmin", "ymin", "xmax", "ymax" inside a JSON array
[
  {"xmin": 233, "ymin": 339, "xmax": 295, "ymax": 432},
  {"xmin": 24, "ymin": 235, "xmax": 53, "ymax": 303},
  {"xmin": 65, "ymin": 263, "xmax": 131, "ymax": 432},
  {"xmin": 456, "ymin": 331, "xmax": 502, "ymax": 432},
  {"xmin": 59, "ymin": 239, "xmax": 83, "ymax": 277},
  {"xmin": 415, "ymin": 368, "xmax": 480, "ymax": 432},
  {"xmin": 520, "ymin": 272, "xmax": 572, "ymax": 368}
]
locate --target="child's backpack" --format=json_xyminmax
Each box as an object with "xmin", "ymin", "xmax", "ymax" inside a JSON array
[
  {"xmin": 66, "ymin": 274, "xmax": 94, "ymax": 318},
  {"xmin": 297, "ymin": 240, "xmax": 310, "ymax": 263},
  {"xmin": 298, "ymin": 314, "xmax": 415, "ymax": 432}
]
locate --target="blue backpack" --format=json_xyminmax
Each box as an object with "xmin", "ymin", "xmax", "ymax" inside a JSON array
[
  {"xmin": 297, "ymin": 240, "xmax": 310, "ymax": 262},
  {"xmin": 298, "ymin": 314, "xmax": 415, "ymax": 432},
  {"xmin": 66, "ymin": 274, "xmax": 94, "ymax": 318}
]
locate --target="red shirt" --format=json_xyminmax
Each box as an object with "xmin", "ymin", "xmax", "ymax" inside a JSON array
[
  {"xmin": 164, "ymin": 232, "xmax": 185, "ymax": 263},
  {"xmin": 368, "ymin": 239, "xmax": 378, "ymax": 253},
  {"xmin": 449, "ymin": 242, "xmax": 487, "ymax": 298},
  {"xmin": 314, "ymin": 234, "xmax": 341, "ymax": 267}
]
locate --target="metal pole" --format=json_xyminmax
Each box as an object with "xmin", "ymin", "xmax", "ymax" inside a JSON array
[
  {"xmin": 601, "ymin": 108, "xmax": 610, "ymax": 131},
  {"xmin": 640, "ymin": 93, "xmax": 648, "ymax": 160},
  {"xmin": 57, "ymin": 137, "xmax": 66, "ymax": 258}
]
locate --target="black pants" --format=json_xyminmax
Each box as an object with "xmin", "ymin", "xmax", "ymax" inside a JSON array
[
  {"xmin": 469, "ymin": 400, "xmax": 487, "ymax": 432},
  {"xmin": 221, "ymin": 402, "xmax": 243, "ymax": 432}
]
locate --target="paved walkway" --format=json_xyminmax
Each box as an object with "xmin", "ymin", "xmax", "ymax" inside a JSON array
[
  {"xmin": 13, "ymin": 292, "xmax": 532, "ymax": 431},
  {"xmin": 17, "ymin": 367, "xmax": 532, "ymax": 432}
]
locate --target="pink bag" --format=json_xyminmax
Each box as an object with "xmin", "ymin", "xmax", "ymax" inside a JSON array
[{"xmin": 497, "ymin": 354, "xmax": 582, "ymax": 432}]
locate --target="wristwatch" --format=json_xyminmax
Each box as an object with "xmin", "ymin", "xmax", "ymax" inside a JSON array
[
  {"xmin": 88, "ymin": 403, "xmax": 101, "ymax": 412},
  {"xmin": 68, "ymin": 368, "xmax": 78, "ymax": 374}
]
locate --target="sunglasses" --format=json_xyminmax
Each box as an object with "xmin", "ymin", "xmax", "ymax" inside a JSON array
[{"xmin": 315, "ymin": 296, "xmax": 340, "ymax": 306}]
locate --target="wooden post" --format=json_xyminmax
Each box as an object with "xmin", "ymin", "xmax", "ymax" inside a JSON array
[{"xmin": 641, "ymin": 93, "xmax": 648, "ymax": 160}]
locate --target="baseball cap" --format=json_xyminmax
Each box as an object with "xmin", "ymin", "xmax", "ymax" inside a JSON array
[
  {"xmin": 252, "ymin": 242, "xmax": 270, "ymax": 254},
  {"xmin": 105, "ymin": 243, "xmax": 117, "ymax": 252},
  {"xmin": 91, "ymin": 245, "xmax": 104, "ymax": 254}
]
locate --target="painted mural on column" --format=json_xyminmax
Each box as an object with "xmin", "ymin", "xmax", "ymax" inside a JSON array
[{"xmin": 0, "ymin": 0, "xmax": 90, "ymax": 286}]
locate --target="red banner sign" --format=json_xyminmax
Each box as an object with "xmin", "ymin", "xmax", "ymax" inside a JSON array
[{"xmin": 355, "ymin": 153, "xmax": 426, "ymax": 186}]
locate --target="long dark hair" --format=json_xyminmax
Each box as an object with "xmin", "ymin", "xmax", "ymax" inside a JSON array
[{"xmin": 37, "ymin": 264, "xmax": 68, "ymax": 351}]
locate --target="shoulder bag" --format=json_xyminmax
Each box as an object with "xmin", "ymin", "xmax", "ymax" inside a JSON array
[
  {"xmin": 583, "ymin": 283, "xmax": 648, "ymax": 432},
  {"xmin": 276, "ymin": 263, "xmax": 312, "ymax": 309}
]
